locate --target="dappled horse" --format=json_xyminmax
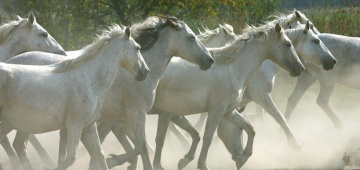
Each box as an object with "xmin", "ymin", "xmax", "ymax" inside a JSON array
[
  {"xmin": 8, "ymin": 15, "xmax": 214, "ymax": 170},
  {"xmin": 147, "ymin": 22, "xmax": 303, "ymax": 170},
  {"xmin": 0, "ymin": 13, "xmax": 66, "ymax": 170},
  {"xmin": 0, "ymin": 25, "xmax": 148, "ymax": 170}
]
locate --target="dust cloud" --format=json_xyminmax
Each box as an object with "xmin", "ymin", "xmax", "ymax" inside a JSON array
[{"xmin": 1, "ymin": 69, "xmax": 360, "ymax": 170}]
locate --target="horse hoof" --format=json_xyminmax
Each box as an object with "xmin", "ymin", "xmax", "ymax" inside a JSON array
[
  {"xmin": 236, "ymin": 156, "xmax": 248, "ymax": 169},
  {"xmin": 106, "ymin": 154, "xmax": 117, "ymax": 169},
  {"xmin": 154, "ymin": 164, "xmax": 165, "ymax": 170},
  {"xmin": 178, "ymin": 157, "xmax": 192, "ymax": 170},
  {"xmin": 197, "ymin": 164, "xmax": 209, "ymax": 170},
  {"xmin": 288, "ymin": 140, "xmax": 302, "ymax": 151}
]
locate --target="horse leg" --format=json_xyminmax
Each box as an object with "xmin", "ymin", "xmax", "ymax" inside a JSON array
[
  {"xmin": 0, "ymin": 123, "xmax": 17, "ymax": 169},
  {"xmin": 54, "ymin": 126, "xmax": 82, "ymax": 170},
  {"xmin": 13, "ymin": 132, "xmax": 33, "ymax": 170},
  {"xmin": 194, "ymin": 113, "xmax": 207, "ymax": 131},
  {"xmin": 153, "ymin": 112, "xmax": 172, "ymax": 170},
  {"xmin": 217, "ymin": 119, "xmax": 244, "ymax": 163},
  {"xmin": 97, "ymin": 121, "xmax": 116, "ymax": 144},
  {"xmin": 197, "ymin": 106, "xmax": 226, "ymax": 170},
  {"xmin": 223, "ymin": 110, "xmax": 255, "ymax": 170},
  {"xmin": 127, "ymin": 110, "xmax": 152, "ymax": 170},
  {"xmin": 257, "ymin": 93, "xmax": 300, "ymax": 149},
  {"xmin": 29, "ymin": 134, "xmax": 56, "ymax": 168},
  {"xmin": 285, "ymin": 70, "xmax": 316, "ymax": 121},
  {"xmin": 80, "ymin": 123, "xmax": 109, "ymax": 170},
  {"xmin": 106, "ymin": 122, "xmax": 138, "ymax": 170},
  {"xmin": 0, "ymin": 136, "xmax": 22, "ymax": 170},
  {"xmin": 58, "ymin": 129, "xmax": 67, "ymax": 165},
  {"xmin": 168, "ymin": 122, "xmax": 190, "ymax": 149},
  {"xmin": 171, "ymin": 116, "xmax": 200, "ymax": 170},
  {"xmin": 317, "ymin": 80, "xmax": 342, "ymax": 129}
]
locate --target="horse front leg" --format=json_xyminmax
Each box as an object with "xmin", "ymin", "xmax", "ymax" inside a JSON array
[
  {"xmin": 106, "ymin": 122, "xmax": 139, "ymax": 170},
  {"xmin": 153, "ymin": 112, "xmax": 172, "ymax": 170},
  {"xmin": 29, "ymin": 134, "xmax": 56, "ymax": 168},
  {"xmin": 197, "ymin": 106, "xmax": 226, "ymax": 170},
  {"xmin": 58, "ymin": 129, "xmax": 67, "ymax": 165},
  {"xmin": 317, "ymin": 80, "xmax": 342, "ymax": 129},
  {"xmin": 13, "ymin": 132, "xmax": 32, "ymax": 170},
  {"xmin": 223, "ymin": 109, "xmax": 255, "ymax": 170},
  {"xmin": 171, "ymin": 116, "xmax": 200, "ymax": 170},
  {"xmin": 81, "ymin": 122, "xmax": 109, "ymax": 170},
  {"xmin": 256, "ymin": 93, "xmax": 300, "ymax": 149},
  {"xmin": 0, "ymin": 123, "xmax": 17, "ymax": 169},
  {"xmin": 285, "ymin": 70, "xmax": 316, "ymax": 121},
  {"xmin": 0, "ymin": 136, "xmax": 22, "ymax": 170}
]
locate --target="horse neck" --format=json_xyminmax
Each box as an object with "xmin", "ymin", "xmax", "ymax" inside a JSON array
[
  {"xmin": 75, "ymin": 42, "xmax": 122, "ymax": 95},
  {"xmin": 0, "ymin": 38, "xmax": 24, "ymax": 62},
  {"xmin": 142, "ymin": 32, "xmax": 173, "ymax": 85},
  {"xmin": 227, "ymin": 40, "xmax": 267, "ymax": 88}
]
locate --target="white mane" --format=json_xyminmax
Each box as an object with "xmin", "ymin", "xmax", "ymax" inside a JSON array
[
  {"xmin": 212, "ymin": 22, "xmax": 281, "ymax": 65},
  {"xmin": 0, "ymin": 16, "xmax": 29, "ymax": 45},
  {"xmin": 52, "ymin": 25, "xmax": 126, "ymax": 72}
]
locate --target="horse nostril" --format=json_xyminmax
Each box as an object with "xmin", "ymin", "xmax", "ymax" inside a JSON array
[
  {"xmin": 300, "ymin": 66, "xmax": 305, "ymax": 72},
  {"xmin": 209, "ymin": 58, "xmax": 214, "ymax": 64},
  {"xmin": 332, "ymin": 59, "xmax": 337, "ymax": 64}
]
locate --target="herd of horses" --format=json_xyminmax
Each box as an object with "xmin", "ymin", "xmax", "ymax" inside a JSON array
[{"xmin": 0, "ymin": 9, "xmax": 358, "ymax": 170}]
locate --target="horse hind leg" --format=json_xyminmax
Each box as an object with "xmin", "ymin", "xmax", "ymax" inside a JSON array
[
  {"xmin": 171, "ymin": 116, "xmax": 200, "ymax": 170},
  {"xmin": 80, "ymin": 123, "xmax": 108, "ymax": 170},
  {"xmin": 168, "ymin": 122, "xmax": 190, "ymax": 149},
  {"xmin": 13, "ymin": 131, "xmax": 33, "ymax": 170},
  {"xmin": 217, "ymin": 119, "xmax": 244, "ymax": 163},
  {"xmin": 1, "ymin": 136, "xmax": 22, "ymax": 170}
]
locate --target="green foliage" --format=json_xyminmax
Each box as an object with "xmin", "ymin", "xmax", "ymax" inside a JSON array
[
  {"xmin": 305, "ymin": 1, "xmax": 360, "ymax": 36},
  {"xmin": 0, "ymin": 0, "xmax": 281, "ymax": 50}
]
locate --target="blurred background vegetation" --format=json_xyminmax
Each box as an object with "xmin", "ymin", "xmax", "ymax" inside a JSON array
[{"xmin": 0, "ymin": 0, "xmax": 359, "ymax": 50}]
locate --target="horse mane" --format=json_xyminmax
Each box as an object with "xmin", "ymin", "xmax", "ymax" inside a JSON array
[
  {"xmin": 52, "ymin": 24, "xmax": 126, "ymax": 73},
  {"xmin": 131, "ymin": 15, "xmax": 181, "ymax": 51},
  {"xmin": 284, "ymin": 25, "xmax": 308, "ymax": 44},
  {"xmin": 197, "ymin": 23, "xmax": 235, "ymax": 43},
  {"xmin": 264, "ymin": 11, "xmax": 298, "ymax": 28},
  {"xmin": 211, "ymin": 22, "xmax": 282, "ymax": 65},
  {"xmin": 0, "ymin": 16, "xmax": 29, "ymax": 45}
]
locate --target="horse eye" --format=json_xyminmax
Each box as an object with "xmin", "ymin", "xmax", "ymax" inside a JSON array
[
  {"xmin": 314, "ymin": 39, "xmax": 320, "ymax": 43},
  {"xmin": 189, "ymin": 36, "xmax": 196, "ymax": 40},
  {"xmin": 42, "ymin": 33, "xmax": 48, "ymax": 37},
  {"xmin": 287, "ymin": 43, "xmax": 292, "ymax": 47}
]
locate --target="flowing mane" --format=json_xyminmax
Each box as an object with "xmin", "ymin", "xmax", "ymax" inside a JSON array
[
  {"xmin": 0, "ymin": 16, "xmax": 28, "ymax": 45},
  {"xmin": 52, "ymin": 25, "xmax": 126, "ymax": 72},
  {"xmin": 211, "ymin": 22, "xmax": 282, "ymax": 65},
  {"xmin": 197, "ymin": 24, "xmax": 234, "ymax": 43},
  {"xmin": 130, "ymin": 15, "xmax": 181, "ymax": 51},
  {"xmin": 264, "ymin": 11, "xmax": 298, "ymax": 28}
]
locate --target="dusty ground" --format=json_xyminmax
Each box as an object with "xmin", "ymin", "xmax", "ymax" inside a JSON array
[{"xmin": 1, "ymin": 69, "xmax": 360, "ymax": 170}]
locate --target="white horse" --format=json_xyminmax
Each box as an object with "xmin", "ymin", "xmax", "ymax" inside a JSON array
[
  {"xmin": 0, "ymin": 25, "xmax": 149, "ymax": 170},
  {"xmin": 147, "ymin": 22, "xmax": 303, "ymax": 170},
  {"xmin": 0, "ymin": 13, "xmax": 66, "ymax": 169},
  {"xmin": 283, "ymin": 10, "xmax": 360, "ymax": 129},
  {"xmin": 0, "ymin": 13, "xmax": 66, "ymax": 61},
  {"xmin": 7, "ymin": 15, "xmax": 214, "ymax": 170}
]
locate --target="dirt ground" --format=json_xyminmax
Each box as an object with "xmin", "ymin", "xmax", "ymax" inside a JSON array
[{"xmin": 1, "ymin": 69, "xmax": 360, "ymax": 170}]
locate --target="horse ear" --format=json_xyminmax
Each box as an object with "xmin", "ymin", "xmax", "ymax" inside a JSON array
[
  {"xmin": 28, "ymin": 13, "xmax": 36, "ymax": 25},
  {"xmin": 166, "ymin": 19, "xmax": 179, "ymax": 29},
  {"xmin": 275, "ymin": 23, "xmax": 282, "ymax": 34},
  {"xmin": 304, "ymin": 20, "xmax": 310, "ymax": 34},
  {"xmin": 295, "ymin": 10, "xmax": 301, "ymax": 19},
  {"xmin": 125, "ymin": 27, "xmax": 131, "ymax": 40}
]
